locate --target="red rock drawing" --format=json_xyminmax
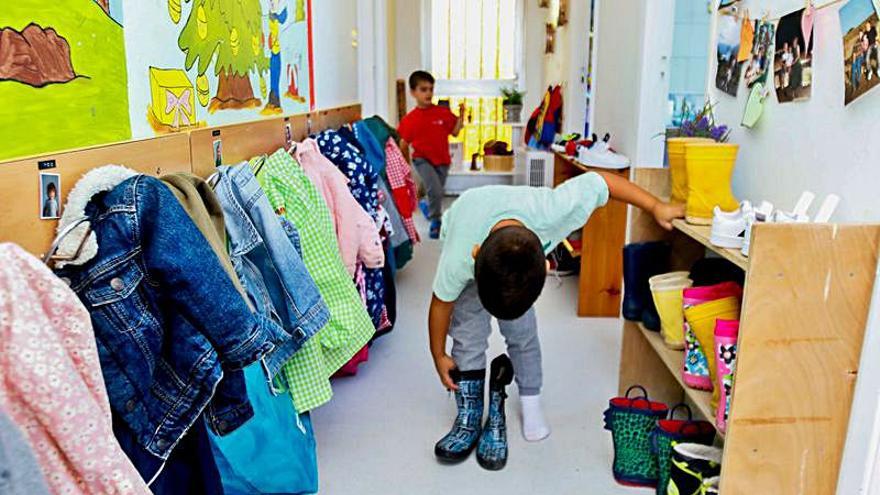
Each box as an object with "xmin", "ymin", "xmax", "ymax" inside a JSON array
[{"xmin": 0, "ymin": 23, "xmax": 77, "ymax": 87}]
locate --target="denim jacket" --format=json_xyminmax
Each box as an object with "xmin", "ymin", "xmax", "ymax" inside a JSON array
[
  {"xmin": 54, "ymin": 167, "xmax": 290, "ymax": 461},
  {"xmin": 214, "ymin": 162, "xmax": 330, "ymax": 380}
]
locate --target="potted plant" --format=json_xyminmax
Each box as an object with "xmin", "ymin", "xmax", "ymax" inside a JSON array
[
  {"xmin": 666, "ymin": 100, "xmax": 738, "ymax": 225},
  {"xmin": 501, "ymin": 86, "xmax": 525, "ymax": 123}
]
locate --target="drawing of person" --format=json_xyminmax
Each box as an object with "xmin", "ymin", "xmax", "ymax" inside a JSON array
[{"xmin": 264, "ymin": 0, "xmax": 288, "ymax": 114}]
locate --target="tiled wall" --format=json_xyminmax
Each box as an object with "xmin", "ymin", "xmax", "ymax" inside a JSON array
[{"xmin": 668, "ymin": 0, "xmax": 711, "ymax": 125}]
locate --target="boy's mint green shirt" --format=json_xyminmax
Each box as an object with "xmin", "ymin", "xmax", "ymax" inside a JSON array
[{"xmin": 433, "ymin": 172, "xmax": 609, "ymax": 302}]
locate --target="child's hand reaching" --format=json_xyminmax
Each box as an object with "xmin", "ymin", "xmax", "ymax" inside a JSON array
[
  {"xmin": 434, "ymin": 354, "xmax": 459, "ymax": 391},
  {"xmin": 652, "ymin": 201, "xmax": 685, "ymax": 230}
]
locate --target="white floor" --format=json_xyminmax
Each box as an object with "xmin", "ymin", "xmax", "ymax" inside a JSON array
[{"xmin": 312, "ymin": 212, "xmax": 639, "ymax": 495}]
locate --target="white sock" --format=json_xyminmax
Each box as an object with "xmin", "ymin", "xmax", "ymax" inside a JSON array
[{"xmin": 520, "ymin": 394, "xmax": 551, "ymax": 442}]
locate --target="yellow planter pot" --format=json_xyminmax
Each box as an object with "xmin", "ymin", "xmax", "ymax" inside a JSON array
[
  {"xmin": 684, "ymin": 143, "xmax": 740, "ymax": 225},
  {"xmin": 667, "ymin": 137, "xmax": 713, "ymax": 204}
]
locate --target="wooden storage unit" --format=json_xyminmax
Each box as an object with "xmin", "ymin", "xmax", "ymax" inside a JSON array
[
  {"xmin": 553, "ymin": 151, "xmax": 629, "ymax": 318},
  {"xmin": 618, "ymin": 168, "xmax": 880, "ymax": 494}
]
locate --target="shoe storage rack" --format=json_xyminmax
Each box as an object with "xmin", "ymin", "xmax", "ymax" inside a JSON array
[{"xmin": 618, "ymin": 168, "xmax": 880, "ymax": 494}]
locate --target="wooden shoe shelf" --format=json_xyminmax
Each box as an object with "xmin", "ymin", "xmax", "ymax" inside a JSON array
[{"xmin": 617, "ymin": 169, "xmax": 880, "ymax": 494}]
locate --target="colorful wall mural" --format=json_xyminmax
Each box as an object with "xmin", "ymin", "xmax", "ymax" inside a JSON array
[
  {"xmin": 0, "ymin": 0, "xmax": 130, "ymax": 160},
  {"xmin": 0, "ymin": 0, "xmax": 313, "ymax": 161}
]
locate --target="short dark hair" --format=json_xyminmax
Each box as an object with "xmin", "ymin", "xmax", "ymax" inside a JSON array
[
  {"xmin": 474, "ymin": 226, "xmax": 546, "ymax": 320},
  {"xmin": 46, "ymin": 182, "xmax": 57, "ymax": 194},
  {"xmin": 409, "ymin": 70, "xmax": 435, "ymax": 90}
]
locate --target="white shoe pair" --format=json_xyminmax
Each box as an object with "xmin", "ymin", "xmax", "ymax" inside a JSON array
[
  {"xmin": 576, "ymin": 141, "xmax": 631, "ymax": 169},
  {"xmin": 710, "ymin": 192, "xmax": 840, "ymax": 257}
]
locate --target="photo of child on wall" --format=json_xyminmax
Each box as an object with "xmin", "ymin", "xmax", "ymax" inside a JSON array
[
  {"xmin": 40, "ymin": 173, "xmax": 61, "ymax": 220},
  {"xmin": 774, "ymin": 9, "xmax": 814, "ymax": 103},
  {"xmin": 715, "ymin": 5, "xmax": 744, "ymax": 96},
  {"xmin": 744, "ymin": 20, "xmax": 775, "ymax": 88},
  {"xmin": 841, "ymin": 0, "xmax": 880, "ymax": 105}
]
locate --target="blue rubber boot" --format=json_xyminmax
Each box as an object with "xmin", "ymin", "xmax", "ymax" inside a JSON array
[
  {"xmin": 419, "ymin": 198, "xmax": 431, "ymax": 220},
  {"xmin": 435, "ymin": 370, "xmax": 484, "ymax": 463},
  {"xmin": 429, "ymin": 220, "xmax": 442, "ymax": 239},
  {"xmin": 476, "ymin": 355, "xmax": 514, "ymax": 471}
]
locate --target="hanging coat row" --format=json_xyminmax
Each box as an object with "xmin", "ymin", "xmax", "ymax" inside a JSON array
[{"xmin": 0, "ymin": 115, "xmax": 419, "ymax": 494}]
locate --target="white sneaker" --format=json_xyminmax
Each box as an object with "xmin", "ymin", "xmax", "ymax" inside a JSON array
[
  {"xmin": 710, "ymin": 201, "xmax": 752, "ymax": 249},
  {"xmin": 741, "ymin": 201, "xmax": 774, "ymax": 257},
  {"xmin": 576, "ymin": 141, "xmax": 631, "ymax": 169}
]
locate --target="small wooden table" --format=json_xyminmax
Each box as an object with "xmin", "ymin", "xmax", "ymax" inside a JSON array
[{"xmin": 553, "ymin": 151, "xmax": 629, "ymax": 317}]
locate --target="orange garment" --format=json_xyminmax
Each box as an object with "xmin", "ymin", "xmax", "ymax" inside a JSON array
[{"xmin": 737, "ymin": 17, "xmax": 754, "ymax": 63}]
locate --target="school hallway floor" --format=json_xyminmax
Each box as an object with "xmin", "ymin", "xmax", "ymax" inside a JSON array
[{"xmin": 312, "ymin": 210, "xmax": 638, "ymax": 495}]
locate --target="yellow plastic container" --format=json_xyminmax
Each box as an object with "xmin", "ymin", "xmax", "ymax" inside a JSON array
[
  {"xmin": 666, "ymin": 137, "xmax": 713, "ymax": 204},
  {"xmin": 683, "ymin": 143, "xmax": 740, "ymax": 225}
]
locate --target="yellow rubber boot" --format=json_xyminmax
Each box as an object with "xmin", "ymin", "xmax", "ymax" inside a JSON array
[
  {"xmin": 684, "ymin": 143, "xmax": 740, "ymax": 225},
  {"xmin": 683, "ymin": 296, "xmax": 741, "ymax": 409},
  {"xmin": 667, "ymin": 138, "xmax": 713, "ymax": 205},
  {"xmin": 651, "ymin": 278, "xmax": 693, "ymax": 350}
]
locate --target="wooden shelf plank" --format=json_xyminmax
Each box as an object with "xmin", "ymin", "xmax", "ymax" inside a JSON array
[
  {"xmin": 672, "ymin": 219, "xmax": 749, "ymax": 271},
  {"xmin": 637, "ymin": 323, "xmax": 722, "ymax": 438}
]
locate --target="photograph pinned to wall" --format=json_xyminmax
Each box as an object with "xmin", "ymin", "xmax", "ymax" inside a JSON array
[
  {"xmin": 39, "ymin": 173, "xmax": 61, "ymax": 220},
  {"xmin": 774, "ymin": 9, "xmax": 813, "ymax": 103},
  {"xmin": 744, "ymin": 20, "xmax": 775, "ymax": 88},
  {"xmin": 715, "ymin": 4, "xmax": 744, "ymax": 96},
  {"xmin": 213, "ymin": 139, "xmax": 223, "ymax": 167},
  {"xmin": 840, "ymin": 0, "xmax": 880, "ymax": 105}
]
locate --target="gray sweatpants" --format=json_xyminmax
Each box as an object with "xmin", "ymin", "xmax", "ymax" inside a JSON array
[
  {"xmin": 413, "ymin": 158, "xmax": 449, "ymax": 221},
  {"xmin": 448, "ymin": 282, "xmax": 542, "ymax": 396}
]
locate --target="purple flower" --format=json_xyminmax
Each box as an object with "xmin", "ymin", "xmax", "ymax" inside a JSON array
[
  {"xmin": 710, "ymin": 124, "xmax": 729, "ymax": 142},
  {"xmin": 696, "ymin": 116, "xmax": 710, "ymax": 131}
]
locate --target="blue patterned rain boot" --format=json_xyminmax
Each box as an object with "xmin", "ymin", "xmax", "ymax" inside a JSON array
[
  {"xmin": 435, "ymin": 369, "xmax": 484, "ymax": 463},
  {"xmin": 477, "ymin": 355, "xmax": 514, "ymax": 471}
]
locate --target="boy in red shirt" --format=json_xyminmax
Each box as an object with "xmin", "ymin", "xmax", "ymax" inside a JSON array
[{"xmin": 398, "ymin": 71, "xmax": 465, "ymax": 239}]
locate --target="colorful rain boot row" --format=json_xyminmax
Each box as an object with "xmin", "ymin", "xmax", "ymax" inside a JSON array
[
  {"xmin": 681, "ymin": 282, "xmax": 742, "ymax": 392},
  {"xmin": 684, "ymin": 296, "xmax": 741, "ymax": 410}
]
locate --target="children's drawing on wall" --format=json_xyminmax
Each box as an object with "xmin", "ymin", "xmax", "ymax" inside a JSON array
[
  {"xmin": 715, "ymin": 5, "xmax": 743, "ymax": 97},
  {"xmin": 743, "ymin": 20, "xmax": 775, "ymax": 89},
  {"xmin": 124, "ymin": 0, "xmax": 313, "ymax": 138},
  {"xmin": 774, "ymin": 9, "xmax": 813, "ymax": 103},
  {"xmin": 840, "ymin": 0, "xmax": 880, "ymax": 105},
  {"xmin": 0, "ymin": 0, "xmax": 130, "ymax": 161}
]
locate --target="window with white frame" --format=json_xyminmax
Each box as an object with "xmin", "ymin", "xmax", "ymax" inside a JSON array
[{"xmin": 427, "ymin": 0, "xmax": 522, "ymax": 165}]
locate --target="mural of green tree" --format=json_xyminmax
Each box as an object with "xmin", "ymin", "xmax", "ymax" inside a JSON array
[{"xmin": 177, "ymin": 0, "xmax": 268, "ymax": 112}]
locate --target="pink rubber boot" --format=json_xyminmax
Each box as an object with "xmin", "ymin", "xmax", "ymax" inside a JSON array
[
  {"xmin": 714, "ymin": 319, "xmax": 740, "ymax": 434},
  {"xmin": 681, "ymin": 283, "xmax": 742, "ymax": 391}
]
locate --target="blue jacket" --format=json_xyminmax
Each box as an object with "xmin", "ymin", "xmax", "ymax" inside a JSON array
[
  {"xmin": 55, "ymin": 172, "xmax": 296, "ymax": 461},
  {"xmin": 214, "ymin": 162, "xmax": 330, "ymax": 383}
]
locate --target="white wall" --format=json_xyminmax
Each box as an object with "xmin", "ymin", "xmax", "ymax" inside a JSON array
[
  {"xmin": 707, "ymin": 0, "xmax": 880, "ymax": 223},
  {"xmin": 394, "ymin": 0, "xmax": 423, "ymax": 116},
  {"xmin": 313, "ymin": 0, "xmax": 360, "ymax": 109},
  {"xmin": 593, "ymin": 0, "xmax": 648, "ymax": 161}
]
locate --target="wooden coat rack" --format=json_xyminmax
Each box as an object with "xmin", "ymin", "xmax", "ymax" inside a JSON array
[{"xmin": 0, "ymin": 104, "xmax": 362, "ymax": 256}]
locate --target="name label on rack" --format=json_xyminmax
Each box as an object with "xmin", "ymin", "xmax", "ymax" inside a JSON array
[{"xmin": 38, "ymin": 159, "xmax": 57, "ymax": 170}]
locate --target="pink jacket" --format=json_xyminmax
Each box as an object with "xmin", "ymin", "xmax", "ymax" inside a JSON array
[
  {"xmin": 0, "ymin": 243, "xmax": 149, "ymax": 494},
  {"xmin": 296, "ymin": 139, "xmax": 384, "ymax": 276}
]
